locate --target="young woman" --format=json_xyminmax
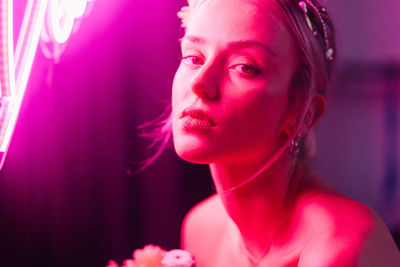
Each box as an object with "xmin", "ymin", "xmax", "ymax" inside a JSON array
[{"xmin": 167, "ymin": 0, "xmax": 400, "ymax": 266}]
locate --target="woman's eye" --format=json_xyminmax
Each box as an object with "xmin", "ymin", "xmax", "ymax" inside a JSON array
[
  {"xmin": 181, "ymin": 56, "xmax": 204, "ymax": 65},
  {"xmin": 231, "ymin": 64, "xmax": 260, "ymax": 76}
]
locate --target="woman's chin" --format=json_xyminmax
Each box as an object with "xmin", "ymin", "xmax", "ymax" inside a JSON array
[{"xmin": 173, "ymin": 140, "xmax": 217, "ymax": 165}]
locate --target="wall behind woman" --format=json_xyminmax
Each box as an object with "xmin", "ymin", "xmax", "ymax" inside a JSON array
[
  {"xmin": 0, "ymin": 0, "xmax": 398, "ymax": 266},
  {"xmin": 315, "ymin": 0, "xmax": 400, "ymax": 229}
]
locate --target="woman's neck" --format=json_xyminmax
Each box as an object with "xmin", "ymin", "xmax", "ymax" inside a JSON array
[{"xmin": 209, "ymin": 152, "xmax": 299, "ymax": 263}]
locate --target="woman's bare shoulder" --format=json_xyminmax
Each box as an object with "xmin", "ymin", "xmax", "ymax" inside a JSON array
[
  {"xmin": 183, "ymin": 194, "xmax": 225, "ymax": 225},
  {"xmin": 181, "ymin": 194, "xmax": 228, "ymax": 251},
  {"xmin": 296, "ymin": 183, "xmax": 400, "ymax": 266}
]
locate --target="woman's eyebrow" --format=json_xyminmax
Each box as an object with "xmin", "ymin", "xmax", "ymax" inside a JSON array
[
  {"xmin": 179, "ymin": 35, "xmax": 207, "ymax": 45},
  {"xmin": 179, "ymin": 35, "xmax": 277, "ymax": 57},
  {"xmin": 227, "ymin": 40, "xmax": 278, "ymax": 57}
]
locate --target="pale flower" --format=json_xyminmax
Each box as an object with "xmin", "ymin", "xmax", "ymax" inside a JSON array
[
  {"xmin": 161, "ymin": 249, "xmax": 195, "ymax": 267},
  {"xmin": 133, "ymin": 244, "xmax": 167, "ymax": 267},
  {"xmin": 122, "ymin": 259, "xmax": 144, "ymax": 267},
  {"xmin": 107, "ymin": 260, "xmax": 120, "ymax": 267}
]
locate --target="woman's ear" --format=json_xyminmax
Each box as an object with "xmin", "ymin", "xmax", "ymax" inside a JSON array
[
  {"xmin": 282, "ymin": 114, "xmax": 299, "ymax": 138},
  {"xmin": 282, "ymin": 94, "xmax": 326, "ymax": 138}
]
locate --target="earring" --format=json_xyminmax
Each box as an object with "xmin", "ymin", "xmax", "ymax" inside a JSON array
[{"xmin": 288, "ymin": 134, "xmax": 301, "ymax": 154}]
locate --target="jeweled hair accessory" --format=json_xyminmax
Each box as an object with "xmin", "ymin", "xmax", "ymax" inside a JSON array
[{"xmin": 298, "ymin": 0, "xmax": 334, "ymax": 61}]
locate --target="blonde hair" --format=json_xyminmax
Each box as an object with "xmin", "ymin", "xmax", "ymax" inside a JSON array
[
  {"xmin": 276, "ymin": 0, "xmax": 335, "ymax": 159},
  {"xmin": 137, "ymin": 0, "xmax": 335, "ymax": 171}
]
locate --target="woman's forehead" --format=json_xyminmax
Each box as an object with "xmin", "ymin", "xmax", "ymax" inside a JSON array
[
  {"xmin": 194, "ymin": 0, "xmax": 281, "ymax": 16},
  {"xmin": 188, "ymin": 0, "xmax": 283, "ymax": 35},
  {"xmin": 186, "ymin": 0, "xmax": 291, "ymax": 55}
]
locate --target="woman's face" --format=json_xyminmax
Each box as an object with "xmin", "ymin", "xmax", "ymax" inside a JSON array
[{"xmin": 172, "ymin": 0, "xmax": 299, "ymax": 164}]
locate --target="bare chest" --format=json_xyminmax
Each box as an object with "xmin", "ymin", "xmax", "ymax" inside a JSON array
[{"xmin": 193, "ymin": 222, "xmax": 306, "ymax": 267}]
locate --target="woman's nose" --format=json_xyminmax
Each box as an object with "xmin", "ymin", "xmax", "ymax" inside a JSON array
[{"xmin": 189, "ymin": 64, "xmax": 220, "ymax": 100}]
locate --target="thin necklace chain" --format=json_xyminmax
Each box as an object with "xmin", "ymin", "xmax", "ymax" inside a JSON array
[
  {"xmin": 240, "ymin": 217, "xmax": 286, "ymax": 266},
  {"xmin": 239, "ymin": 164, "xmax": 313, "ymax": 266},
  {"xmin": 220, "ymin": 97, "xmax": 313, "ymax": 195}
]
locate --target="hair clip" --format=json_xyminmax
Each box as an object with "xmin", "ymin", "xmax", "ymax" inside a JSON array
[
  {"xmin": 298, "ymin": 1, "xmax": 316, "ymax": 35},
  {"xmin": 298, "ymin": 0, "xmax": 334, "ymax": 61}
]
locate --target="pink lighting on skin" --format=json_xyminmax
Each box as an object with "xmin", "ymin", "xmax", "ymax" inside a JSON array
[
  {"xmin": 0, "ymin": 0, "xmax": 92, "ymax": 169},
  {"xmin": 177, "ymin": 0, "xmax": 400, "ymax": 265}
]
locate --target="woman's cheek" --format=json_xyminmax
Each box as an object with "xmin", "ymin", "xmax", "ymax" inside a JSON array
[
  {"xmin": 172, "ymin": 70, "xmax": 186, "ymax": 112},
  {"xmin": 224, "ymin": 89, "xmax": 285, "ymax": 139},
  {"xmin": 172, "ymin": 67, "xmax": 192, "ymax": 103}
]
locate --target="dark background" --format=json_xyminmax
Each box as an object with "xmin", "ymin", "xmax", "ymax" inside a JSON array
[{"xmin": 0, "ymin": 0, "xmax": 399, "ymax": 266}]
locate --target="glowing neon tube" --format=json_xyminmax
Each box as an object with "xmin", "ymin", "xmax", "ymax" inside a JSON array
[
  {"xmin": 0, "ymin": 0, "xmax": 19, "ymax": 167},
  {"xmin": 0, "ymin": 0, "xmax": 92, "ymax": 169}
]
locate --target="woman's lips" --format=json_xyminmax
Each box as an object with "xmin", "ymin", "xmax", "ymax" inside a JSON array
[{"xmin": 180, "ymin": 108, "xmax": 216, "ymax": 129}]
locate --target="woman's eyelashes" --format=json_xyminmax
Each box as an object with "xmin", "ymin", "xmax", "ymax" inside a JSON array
[
  {"xmin": 181, "ymin": 55, "xmax": 204, "ymax": 66},
  {"xmin": 229, "ymin": 63, "xmax": 261, "ymax": 77},
  {"xmin": 180, "ymin": 52, "xmax": 262, "ymax": 77},
  {"xmin": 229, "ymin": 56, "xmax": 262, "ymax": 77}
]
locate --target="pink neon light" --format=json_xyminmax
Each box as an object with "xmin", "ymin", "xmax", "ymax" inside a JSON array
[
  {"xmin": 0, "ymin": 0, "xmax": 19, "ymax": 159},
  {"xmin": 47, "ymin": 0, "xmax": 93, "ymax": 44},
  {"xmin": 0, "ymin": 0, "xmax": 92, "ymax": 169}
]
